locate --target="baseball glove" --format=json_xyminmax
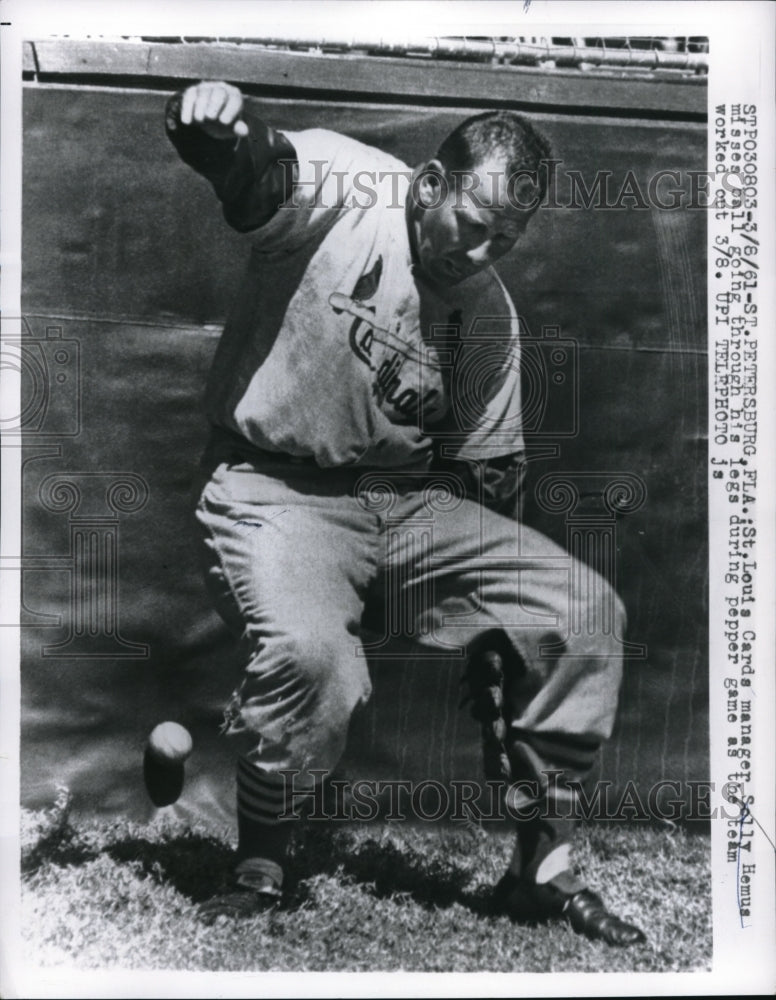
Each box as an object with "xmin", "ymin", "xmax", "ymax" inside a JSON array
[{"xmin": 460, "ymin": 648, "xmax": 513, "ymax": 782}]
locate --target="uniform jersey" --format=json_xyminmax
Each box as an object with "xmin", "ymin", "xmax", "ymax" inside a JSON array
[{"xmin": 203, "ymin": 128, "xmax": 525, "ymax": 469}]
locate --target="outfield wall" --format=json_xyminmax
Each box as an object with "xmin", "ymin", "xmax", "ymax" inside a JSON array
[{"xmin": 18, "ymin": 41, "xmax": 708, "ymax": 823}]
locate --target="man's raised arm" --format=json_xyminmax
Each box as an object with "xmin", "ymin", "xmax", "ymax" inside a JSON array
[{"xmin": 165, "ymin": 81, "xmax": 297, "ymax": 233}]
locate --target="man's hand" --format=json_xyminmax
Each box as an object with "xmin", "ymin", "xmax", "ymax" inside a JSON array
[
  {"xmin": 179, "ymin": 81, "xmax": 249, "ymax": 140},
  {"xmin": 167, "ymin": 80, "xmax": 297, "ymax": 232}
]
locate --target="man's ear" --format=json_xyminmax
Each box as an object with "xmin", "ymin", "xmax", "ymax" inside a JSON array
[{"xmin": 416, "ymin": 159, "xmax": 448, "ymax": 210}]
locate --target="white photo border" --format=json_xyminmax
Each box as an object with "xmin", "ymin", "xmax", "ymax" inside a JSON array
[{"xmin": 1, "ymin": 1, "xmax": 774, "ymax": 996}]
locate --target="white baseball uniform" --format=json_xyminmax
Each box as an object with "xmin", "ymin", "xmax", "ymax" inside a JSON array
[{"xmin": 167, "ymin": 113, "xmax": 624, "ymax": 807}]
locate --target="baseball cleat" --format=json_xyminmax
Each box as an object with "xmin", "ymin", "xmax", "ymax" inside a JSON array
[
  {"xmin": 198, "ymin": 859, "xmax": 283, "ymax": 924},
  {"xmin": 563, "ymin": 888, "xmax": 647, "ymax": 946},
  {"xmin": 197, "ymin": 884, "xmax": 282, "ymax": 924},
  {"xmin": 493, "ymin": 872, "xmax": 647, "ymax": 947}
]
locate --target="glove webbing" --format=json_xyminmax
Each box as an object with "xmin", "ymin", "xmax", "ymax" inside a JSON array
[{"xmin": 460, "ymin": 649, "xmax": 513, "ymax": 782}]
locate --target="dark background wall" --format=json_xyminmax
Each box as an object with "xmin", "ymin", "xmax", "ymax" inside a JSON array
[{"xmin": 19, "ymin": 41, "xmax": 707, "ymax": 824}]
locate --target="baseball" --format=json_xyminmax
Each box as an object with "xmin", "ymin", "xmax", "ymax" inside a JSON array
[{"xmin": 147, "ymin": 721, "xmax": 193, "ymax": 763}]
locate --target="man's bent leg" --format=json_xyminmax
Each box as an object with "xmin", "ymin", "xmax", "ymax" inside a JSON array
[
  {"xmin": 384, "ymin": 492, "xmax": 644, "ymax": 944},
  {"xmin": 195, "ymin": 460, "xmax": 377, "ymax": 918}
]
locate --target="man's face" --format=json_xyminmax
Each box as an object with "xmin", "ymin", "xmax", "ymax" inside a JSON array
[{"xmin": 412, "ymin": 156, "xmax": 533, "ymax": 286}]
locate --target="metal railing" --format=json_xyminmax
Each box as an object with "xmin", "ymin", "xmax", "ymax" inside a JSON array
[{"xmin": 137, "ymin": 34, "xmax": 709, "ymax": 74}]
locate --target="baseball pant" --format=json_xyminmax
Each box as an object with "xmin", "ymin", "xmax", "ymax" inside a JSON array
[{"xmin": 194, "ymin": 452, "xmax": 625, "ymax": 801}]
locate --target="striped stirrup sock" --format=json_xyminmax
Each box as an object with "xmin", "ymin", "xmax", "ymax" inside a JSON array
[{"xmin": 235, "ymin": 757, "xmax": 296, "ymax": 874}]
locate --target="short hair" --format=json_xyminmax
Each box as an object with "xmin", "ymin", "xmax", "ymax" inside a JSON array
[{"xmin": 436, "ymin": 110, "xmax": 553, "ymax": 205}]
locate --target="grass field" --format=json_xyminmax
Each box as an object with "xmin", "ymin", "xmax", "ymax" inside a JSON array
[{"xmin": 20, "ymin": 790, "xmax": 712, "ymax": 974}]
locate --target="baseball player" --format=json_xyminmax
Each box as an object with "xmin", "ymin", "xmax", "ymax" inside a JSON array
[{"xmin": 162, "ymin": 80, "xmax": 645, "ymax": 946}]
